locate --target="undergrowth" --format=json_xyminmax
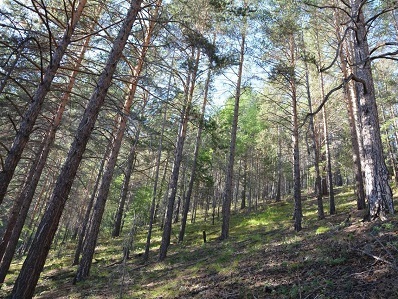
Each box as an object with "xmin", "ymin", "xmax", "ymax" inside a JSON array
[{"xmin": 1, "ymin": 186, "xmax": 398, "ymax": 298}]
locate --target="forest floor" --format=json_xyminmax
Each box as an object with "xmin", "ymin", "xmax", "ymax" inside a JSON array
[{"xmin": 2, "ymin": 186, "xmax": 398, "ymax": 298}]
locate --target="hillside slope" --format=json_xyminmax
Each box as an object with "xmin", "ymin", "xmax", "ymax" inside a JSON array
[{"xmin": 2, "ymin": 188, "xmax": 398, "ymax": 298}]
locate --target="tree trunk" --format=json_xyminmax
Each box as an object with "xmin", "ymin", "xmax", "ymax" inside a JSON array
[
  {"xmin": 289, "ymin": 34, "xmax": 302, "ymax": 232},
  {"xmin": 220, "ymin": 19, "xmax": 246, "ymax": 240},
  {"xmin": 303, "ymin": 41, "xmax": 324, "ymax": 219},
  {"xmin": 10, "ymin": 2, "xmax": 142, "ymax": 297},
  {"xmin": 159, "ymin": 47, "xmax": 200, "ymax": 261},
  {"xmin": 112, "ymin": 132, "xmax": 140, "ymax": 237},
  {"xmin": 144, "ymin": 104, "xmax": 167, "ymax": 260},
  {"xmin": 75, "ymin": 11, "xmax": 155, "ymax": 278},
  {"xmin": 178, "ymin": 63, "xmax": 211, "ymax": 243},
  {"xmin": 275, "ymin": 126, "xmax": 282, "ymax": 202},
  {"xmin": 349, "ymin": 0, "xmax": 394, "ymax": 219},
  {"xmin": 72, "ymin": 155, "xmax": 107, "ymax": 266},
  {"xmin": 0, "ymin": 0, "xmax": 87, "ymax": 204},
  {"xmin": 314, "ymin": 28, "xmax": 335, "ymax": 215}
]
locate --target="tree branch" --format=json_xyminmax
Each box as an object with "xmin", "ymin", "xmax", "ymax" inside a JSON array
[
  {"xmin": 320, "ymin": 26, "xmax": 354, "ymax": 73},
  {"xmin": 301, "ymin": 73, "xmax": 368, "ymax": 127},
  {"xmin": 303, "ymin": 1, "xmax": 351, "ymax": 19},
  {"xmin": 301, "ymin": 80, "xmax": 345, "ymax": 127},
  {"xmin": 369, "ymin": 41, "xmax": 398, "ymax": 56}
]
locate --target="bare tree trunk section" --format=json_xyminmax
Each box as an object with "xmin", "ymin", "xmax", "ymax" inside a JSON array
[
  {"xmin": 349, "ymin": 0, "xmax": 393, "ymax": 219},
  {"xmin": 10, "ymin": 2, "xmax": 142, "ymax": 297},
  {"xmin": 288, "ymin": 34, "xmax": 302, "ymax": 232},
  {"xmin": 0, "ymin": 0, "xmax": 87, "ymax": 204},
  {"xmin": 334, "ymin": 8, "xmax": 367, "ymax": 209},
  {"xmin": 381, "ymin": 108, "xmax": 398, "ymax": 184},
  {"xmin": 72, "ymin": 152, "xmax": 108, "ymax": 266},
  {"xmin": 314, "ymin": 28, "xmax": 335, "ymax": 215},
  {"xmin": 322, "ymin": 106, "xmax": 335, "ymax": 215},
  {"xmin": 275, "ymin": 126, "xmax": 282, "ymax": 202}
]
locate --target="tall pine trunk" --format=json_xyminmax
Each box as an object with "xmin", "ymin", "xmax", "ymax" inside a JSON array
[
  {"xmin": 302, "ymin": 36, "xmax": 324, "ymax": 219},
  {"xmin": 10, "ymin": 2, "xmax": 142, "ymax": 297},
  {"xmin": 314, "ymin": 28, "xmax": 335, "ymax": 215},
  {"xmin": 334, "ymin": 7, "xmax": 366, "ymax": 209},
  {"xmin": 289, "ymin": 33, "xmax": 302, "ymax": 232},
  {"xmin": 159, "ymin": 48, "xmax": 200, "ymax": 260},
  {"xmin": 220, "ymin": 22, "xmax": 246, "ymax": 240},
  {"xmin": 178, "ymin": 63, "xmax": 211, "ymax": 243},
  {"xmin": 75, "ymin": 9, "xmax": 155, "ymax": 278}
]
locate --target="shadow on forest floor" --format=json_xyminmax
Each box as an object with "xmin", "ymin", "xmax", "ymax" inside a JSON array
[{"xmin": 2, "ymin": 186, "xmax": 398, "ymax": 298}]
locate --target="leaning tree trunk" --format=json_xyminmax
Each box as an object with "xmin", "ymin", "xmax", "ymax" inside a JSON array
[
  {"xmin": 75, "ymin": 20, "xmax": 154, "ymax": 280},
  {"xmin": 159, "ymin": 47, "xmax": 200, "ymax": 261},
  {"xmin": 72, "ymin": 154, "xmax": 106, "ymax": 266},
  {"xmin": 144, "ymin": 104, "xmax": 168, "ymax": 260},
  {"xmin": 10, "ymin": 2, "xmax": 142, "ymax": 297},
  {"xmin": 0, "ymin": 0, "xmax": 87, "ymax": 204},
  {"xmin": 112, "ymin": 134, "xmax": 138, "ymax": 238},
  {"xmin": 349, "ymin": 0, "xmax": 394, "ymax": 219}
]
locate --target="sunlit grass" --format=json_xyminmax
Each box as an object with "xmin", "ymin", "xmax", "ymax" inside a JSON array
[{"xmin": 315, "ymin": 225, "xmax": 331, "ymax": 234}]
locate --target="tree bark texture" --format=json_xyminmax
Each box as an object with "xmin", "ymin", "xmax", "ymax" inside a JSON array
[
  {"xmin": 112, "ymin": 136, "xmax": 137, "ymax": 238},
  {"xmin": 289, "ymin": 34, "xmax": 302, "ymax": 232},
  {"xmin": 349, "ymin": 0, "xmax": 394, "ymax": 219},
  {"xmin": 303, "ymin": 45, "xmax": 324, "ymax": 219},
  {"xmin": 10, "ymin": 2, "xmax": 142, "ymax": 297}
]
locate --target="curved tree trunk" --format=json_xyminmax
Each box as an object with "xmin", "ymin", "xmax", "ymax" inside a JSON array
[{"xmin": 10, "ymin": 2, "xmax": 142, "ymax": 297}]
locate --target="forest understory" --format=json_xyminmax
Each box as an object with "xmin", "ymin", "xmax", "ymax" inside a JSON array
[{"xmin": 1, "ymin": 186, "xmax": 398, "ymax": 299}]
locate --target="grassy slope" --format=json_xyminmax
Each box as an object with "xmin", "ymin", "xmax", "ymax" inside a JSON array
[{"xmin": 1, "ymin": 186, "xmax": 398, "ymax": 298}]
